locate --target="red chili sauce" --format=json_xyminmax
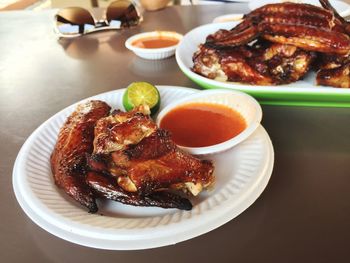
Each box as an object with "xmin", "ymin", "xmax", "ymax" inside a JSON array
[
  {"xmin": 159, "ymin": 103, "xmax": 247, "ymax": 148},
  {"xmin": 132, "ymin": 36, "xmax": 179, "ymax": 49}
]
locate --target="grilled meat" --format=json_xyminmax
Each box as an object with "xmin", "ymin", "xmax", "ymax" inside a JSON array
[
  {"xmin": 93, "ymin": 105, "xmax": 156, "ymax": 154},
  {"xmin": 52, "ymin": 102, "xmax": 215, "ymax": 211},
  {"xmin": 193, "ymin": 41, "xmax": 315, "ymax": 85},
  {"xmin": 88, "ymin": 106, "xmax": 214, "ymax": 208},
  {"xmin": 317, "ymin": 62, "xmax": 350, "ymax": 88},
  {"xmin": 205, "ymin": 2, "xmax": 350, "ymax": 54},
  {"xmin": 50, "ymin": 100, "xmax": 111, "ymax": 213},
  {"xmin": 194, "ymin": 0, "xmax": 350, "ymax": 87},
  {"xmin": 86, "ymin": 171, "xmax": 192, "ymax": 210},
  {"xmin": 109, "ymin": 129, "xmax": 214, "ymax": 195}
]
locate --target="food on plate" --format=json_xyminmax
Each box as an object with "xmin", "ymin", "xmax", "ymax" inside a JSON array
[
  {"xmin": 50, "ymin": 100, "xmax": 111, "ymax": 213},
  {"xmin": 123, "ymin": 82, "xmax": 161, "ymax": 115},
  {"xmin": 51, "ymin": 100, "xmax": 214, "ymax": 213},
  {"xmin": 89, "ymin": 105, "xmax": 214, "ymax": 197},
  {"xmin": 193, "ymin": 41, "xmax": 316, "ymax": 85},
  {"xmin": 86, "ymin": 171, "xmax": 193, "ymax": 210},
  {"xmin": 192, "ymin": 0, "xmax": 350, "ymax": 88},
  {"xmin": 159, "ymin": 102, "xmax": 247, "ymax": 147},
  {"xmin": 315, "ymin": 50, "xmax": 350, "ymax": 88}
]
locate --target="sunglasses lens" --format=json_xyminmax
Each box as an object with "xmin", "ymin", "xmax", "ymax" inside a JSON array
[
  {"xmin": 106, "ymin": 0, "xmax": 141, "ymax": 28},
  {"xmin": 55, "ymin": 7, "xmax": 95, "ymax": 36}
]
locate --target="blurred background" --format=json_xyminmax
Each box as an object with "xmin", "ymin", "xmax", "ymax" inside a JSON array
[{"xmin": 0, "ymin": 0, "xmax": 202, "ymax": 11}]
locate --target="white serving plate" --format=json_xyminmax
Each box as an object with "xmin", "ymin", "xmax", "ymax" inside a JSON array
[{"xmin": 13, "ymin": 86, "xmax": 274, "ymax": 250}]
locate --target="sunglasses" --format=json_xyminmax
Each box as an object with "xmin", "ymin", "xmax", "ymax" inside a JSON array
[{"xmin": 54, "ymin": 0, "xmax": 142, "ymax": 38}]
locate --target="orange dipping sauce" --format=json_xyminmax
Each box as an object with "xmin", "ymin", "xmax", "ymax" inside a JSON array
[
  {"xmin": 159, "ymin": 103, "xmax": 247, "ymax": 148},
  {"xmin": 132, "ymin": 36, "xmax": 179, "ymax": 49}
]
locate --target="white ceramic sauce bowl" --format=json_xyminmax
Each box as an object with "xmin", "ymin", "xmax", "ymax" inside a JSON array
[
  {"xmin": 156, "ymin": 89, "xmax": 262, "ymax": 155},
  {"xmin": 125, "ymin": 31, "xmax": 183, "ymax": 60}
]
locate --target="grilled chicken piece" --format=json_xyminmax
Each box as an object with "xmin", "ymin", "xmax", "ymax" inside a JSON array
[
  {"xmin": 50, "ymin": 100, "xmax": 111, "ymax": 212},
  {"xmin": 86, "ymin": 171, "xmax": 192, "ymax": 210},
  {"xmin": 193, "ymin": 42, "xmax": 315, "ymax": 85},
  {"xmin": 193, "ymin": 44, "xmax": 274, "ymax": 84},
  {"xmin": 261, "ymin": 42, "xmax": 316, "ymax": 83},
  {"xmin": 317, "ymin": 62, "xmax": 350, "ymax": 88},
  {"xmin": 192, "ymin": 44, "xmax": 227, "ymax": 81},
  {"xmin": 315, "ymin": 53, "xmax": 349, "ymax": 70},
  {"xmin": 195, "ymin": 0, "xmax": 350, "ymax": 88},
  {"xmin": 320, "ymin": 0, "xmax": 350, "ymax": 35},
  {"xmin": 260, "ymin": 23, "xmax": 350, "ymax": 55},
  {"xmin": 89, "ymin": 106, "xmax": 214, "ymax": 205},
  {"xmin": 93, "ymin": 105, "xmax": 156, "ymax": 154},
  {"xmin": 313, "ymin": 53, "xmax": 350, "ymax": 88},
  {"xmin": 205, "ymin": 2, "xmax": 350, "ymax": 55},
  {"xmin": 110, "ymin": 129, "xmax": 214, "ymax": 195}
]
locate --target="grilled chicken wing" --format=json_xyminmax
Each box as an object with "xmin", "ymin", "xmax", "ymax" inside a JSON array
[
  {"xmin": 52, "ymin": 102, "xmax": 214, "ymax": 211},
  {"xmin": 193, "ymin": 42, "xmax": 315, "ymax": 85},
  {"xmin": 111, "ymin": 129, "xmax": 214, "ymax": 195},
  {"xmin": 195, "ymin": 0, "xmax": 350, "ymax": 88},
  {"xmin": 88, "ymin": 106, "xmax": 214, "ymax": 208},
  {"xmin": 86, "ymin": 171, "xmax": 192, "ymax": 210},
  {"xmin": 205, "ymin": 1, "xmax": 350, "ymax": 55},
  {"xmin": 317, "ymin": 62, "xmax": 350, "ymax": 88},
  {"xmin": 50, "ymin": 100, "xmax": 111, "ymax": 212},
  {"xmin": 93, "ymin": 105, "xmax": 156, "ymax": 154}
]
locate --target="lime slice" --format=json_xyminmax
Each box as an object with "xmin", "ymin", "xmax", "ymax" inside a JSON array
[{"xmin": 123, "ymin": 82, "xmax": 161, "ymax": 115}]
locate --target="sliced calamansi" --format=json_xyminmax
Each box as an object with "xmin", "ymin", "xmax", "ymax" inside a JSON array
[{"xmin": 123, "ymin": 82, "xmax": 161, "ymax": 115}]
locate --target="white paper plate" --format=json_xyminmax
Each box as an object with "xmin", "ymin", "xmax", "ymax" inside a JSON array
[
  {"xmin": 13, "ymin": 86, "xmax": 274, "ymax": 250},
  {"xmin": 248, "ymin": 0, "xmax": 350, "ymax": 17}
]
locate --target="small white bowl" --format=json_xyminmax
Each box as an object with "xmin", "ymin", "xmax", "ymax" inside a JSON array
[
  {"xmin": 212, "ymin": 14, "xmax": 243, "ymax": 23},
  {"xmin": 156, "ymin": 89, "xmax": 262, "ymax": 155},
  {"xmin": 125, "ymin": 31, "xmax": 183, "ymax": 60}
]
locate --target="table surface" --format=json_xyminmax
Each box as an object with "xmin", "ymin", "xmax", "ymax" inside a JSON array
[{"xmin": 1, "ymin": 3, "xmax": 350, "ymax": 263}]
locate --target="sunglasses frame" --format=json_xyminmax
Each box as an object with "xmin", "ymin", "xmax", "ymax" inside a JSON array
[{"xmin": 54, "ymin": 0, "xmax": 143, "ymax": 38}]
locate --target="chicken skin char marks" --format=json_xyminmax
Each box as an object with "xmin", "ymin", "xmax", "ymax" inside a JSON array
[
  {"xmin": 86, "ymin": 171, "xmax": 192, "ymax": 210},
  {"xmin": 313, "ymin": 53, "xmax": 350, "ymax": 88},
  {"xmin": 89, "ymin": 106, "xmax": 214, "ymax": 198},
  {"xmin": 50, "ymin": 100, "xmax": 111, "ymax": 213},
  {"xmin": 193, "ymin": 0, "xmax": 350, "ymax": 88},
  {"xmin": 193, "ymin": 41, "xmax": 316, "ymax": 85},
  {"xmin": 51, "ymin": 101, "xmax": 214, "ymax": 213}
]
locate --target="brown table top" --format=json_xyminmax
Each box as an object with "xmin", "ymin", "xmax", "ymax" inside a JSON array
[{"xmin": 1, "ymin": 3, "xmax": 350, "ymax": 262}]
